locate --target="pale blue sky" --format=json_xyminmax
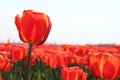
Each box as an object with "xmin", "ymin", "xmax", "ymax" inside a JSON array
[{"xmin": 0, "ymin": 0, "xmax": 120, "ymax": 44}]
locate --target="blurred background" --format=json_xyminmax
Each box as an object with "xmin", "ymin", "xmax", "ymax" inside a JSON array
[{"xmin": 0, "ymin": 0, "xmax": 120, "ymax": 44}]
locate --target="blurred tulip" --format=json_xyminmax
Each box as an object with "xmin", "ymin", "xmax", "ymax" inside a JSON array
[
  {"xmin": 11, "ymin": 45, "xmax": 27, "ymax": 63},
  {"xmin": 3, "ymin": 62, "xmax": 13, "ymax": 72},
  {"xmin": 61, "ymin": 66, "xmax": 87, "ymax": 80},
  {"xmin": 0, "ymin": 53, "xmax": 12, "ymax": 72},
  {"xmin": 75, "ymin": 55, "xmax": 88, "ymax": 68},
  {"xmin": 0, "ymin": 55, "xmax": 7, "ymax": 71},
  {"xmin": 40, "ymin": 52, "xmax": 51, "ymax": 66},
  {"xmin": 88, "ymin": 52, "xmax": 120, "ymax": 80},
  {"xmin": 0, "ymin": 44, "xmax": 6, "ymax": 51},
  {"xmin": 15, "ymin": 10, "xmax": 52, "ymax": 45},
  {"xmin": 63, "ymin": 44, "xmax": 76, "ymax": 53},
  {"xmin": 49, "ymin": 54, "xmax": 58, "ymax": 69},
  {"xmin": 76, "ymin": 45, "xmax": 90, "ymax": 56},
  {"xmin": 55, "ymin": 52, "xmax": 73, "ymax": 68}
]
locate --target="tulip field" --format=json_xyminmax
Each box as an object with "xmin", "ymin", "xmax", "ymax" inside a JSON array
[
  {"xmin": 1, "ymin": 9, "xmax": 120, "ymax": 80},
  {"xmin": 0, "ymin": 42, "xmax": 120, "ymax": 80}
]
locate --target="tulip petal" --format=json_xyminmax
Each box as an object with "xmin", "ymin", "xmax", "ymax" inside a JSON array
[
  {"xmin": 35, "ymin": 16, "xmax": 51, "ymax": 44},
  {"xmin": 91, "ymin": 62, "xmax": 101, "ymax": 78},
  {"xmin": 15, "ymin": 15, "xmax": 21, "ymax": 30},
  {"xmin": 21, "ymin": 11, "xmax": 35, "ymax": 43},
  {"xmin": 103, "ymin": 61, "xmax": 115, "ymax": 79}
]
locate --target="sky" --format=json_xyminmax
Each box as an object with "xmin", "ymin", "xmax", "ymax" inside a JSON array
[{"xmin": 0, "ymin": 0, "xmax": 120, "ymax": 44}]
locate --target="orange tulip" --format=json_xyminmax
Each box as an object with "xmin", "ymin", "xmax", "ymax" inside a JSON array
[
  {"xmin": 88, "ymin": 52, "xmax": 120, "ymax": 80},
  {"xmin": 55, "ymin": 52, "xmax": 73, "ymax": 68},
  {"xmin": 11, "ymin": 45, "xmax": 28, "ymax": 63},
  {"xmin": 0, "ymin": 52, "xmax": 12, "ymax": 72},
  {"xmin": 3, "ymin": 62, "xmax": 13, "ymax": 72},
  {"xmin": 15, "ymin": 10, "xmax": 52, "ymax": 45},
  {"xmin": 0, "ymin": 55, "xmax": 7, "ymax": 71},
  {"xmin": 61, "ymin": 66, "xmax": 87, "ymax": 80}
]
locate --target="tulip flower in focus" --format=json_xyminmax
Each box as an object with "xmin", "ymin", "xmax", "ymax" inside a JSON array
[
  {"xmin": 15, "ymin": 10, "xmax": 52, "ymax": 45},
  {"xmin": 88, "ymin": 52, "xmax": 120, "ymax": 80},
  {"xmin": 15, "ymin": 10, "xmax": 52, "ymax": 80}
]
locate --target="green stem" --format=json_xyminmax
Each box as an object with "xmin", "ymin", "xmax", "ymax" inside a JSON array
[{"xmin": 25, "ymin": 44, "xmax": 33, "ymax": 80}]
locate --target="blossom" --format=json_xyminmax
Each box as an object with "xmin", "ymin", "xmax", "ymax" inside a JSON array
[
  {"xmin": 11, "ymin": 45, "xmax": 27, "ymax": 63},
  {"xmin": 88, "ymin": 52, "xmax": 120, "ymax": 80},
  {"xmin": 15, "ymin": 10, "xmax": 52, "ymax": 45},
  {"xmin": 61, "ymin": 66, "xmax": 87, "ymax": 80}
]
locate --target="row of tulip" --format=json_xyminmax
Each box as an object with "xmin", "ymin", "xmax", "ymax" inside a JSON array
[{"xmin": 0, "ymin": 42, "xmax": 120, "ymax": 80}]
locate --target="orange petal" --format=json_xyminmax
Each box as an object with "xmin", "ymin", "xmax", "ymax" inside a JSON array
[
  {"xmin": 15, "ymin": 15, "xmax": 21, "ymax": 30},
  {"xmin": 103, "ymin": 61, "xmax": 115, "ymax": 79}
]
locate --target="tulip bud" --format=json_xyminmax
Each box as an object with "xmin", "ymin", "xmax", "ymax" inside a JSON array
[{"xmin": 15, "ymin": 10, "xmax": 52, "ymax": 45}]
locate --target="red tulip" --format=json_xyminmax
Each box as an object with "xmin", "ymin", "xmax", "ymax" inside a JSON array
[
  {"xmin": 15, "ymin": 10, "xmax": 52, "ymax": 45},
  {"xmin": 0, "ymin": 55, "xmax": 7, "ymax": 71},
  {"xmin": 0, "ymin": 52, "xmax": 12, "ymax": 72},
  {"xmin": 61, "ymin": 66, "xmax": 87, "ymax": 80},
  {"xmin": 55, "ymin": 52, "xmax": 73, "ymax": 68},
  {"xmin": 63, "ymin": 44, "xmax": 76, "ymax": 52},
  {"xmin": 0, "ymin": 44, "xmax": 6, "ymax": 51},
  {"xmin": 75, "ymin": 55, "xmax": 88, "ymax": 68},
  {"xmin": 88, "ymin": 52, "xmax": 120, "ymax": 80},
  {"xmin": 77, "ymin": 45, "xmax": 90, "ymax": 56},
  {"xmin": 40, "ymin": 52, "xmax": 51, "ymax": 66},
  {"xmin": 3, "ymin": 62, "xmax": 13, "ymax": 72},
  {"xmin": 11, "ymin": 45, "xmax": 27, "ymax": 63},
  {"xmin": 49, "ymin": 54, "xmax": 58, "ymax": 69}
]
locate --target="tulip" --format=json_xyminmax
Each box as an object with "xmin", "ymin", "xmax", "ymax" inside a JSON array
[
  {"xmin": 61, "ymin": 66, "xmax": 87, "ymax": 80},
  {"xmin": 15, "ymin": 10, "xmax": 52, "ymax": 80},
  {"xmin": 15, "ymin": 10, "xmax": 52, "ymax": 45},
  {"xmin": 40, "ymin": 52, "xmax": 51, "ymax": 66},
  {"xmin": 3, "ymin": 62, "xmax": 13, "ymax": 72},
  {"xmin": 88, "ymin": 52, "xmax": 120, "ymax": 80},
  {"xmin": 11, "ymin": 45, "xmax": 27, "ymax": 63},
  {"xmin": 0, "ymin": 52, "xmax": 12, "ymax": 72},
  {"xmin": 55, "ymin": 52, "xmax": 73, "ymax": 68},
  {"xmin": 0, "ymin": 55, "xmax": 7, "ymax": 71},
  {"xmin": 75, "ymin": 55, "xmax": 88, "ymax": 68},
  {"xmin": 49, "ymin": 54, "xmax": 58, "ymax": 69}
]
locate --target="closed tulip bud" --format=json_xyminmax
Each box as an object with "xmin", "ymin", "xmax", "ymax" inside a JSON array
[{"xmin": 15, "ymin": 10, "xmax": 52, "ymax": 45}]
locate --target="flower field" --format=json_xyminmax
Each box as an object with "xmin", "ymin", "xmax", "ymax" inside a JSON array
[
  {"xmin": 0, "ymin": 9, "xmax": 119, "ymax": 80},
  {"xmin": 0, "ymin": 42, "xmax": 120, "ymax": 80}
]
